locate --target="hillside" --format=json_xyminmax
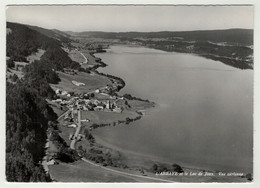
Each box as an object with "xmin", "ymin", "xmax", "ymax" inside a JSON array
[
  {"xmin": 6, "ymin": 22, "xmax": 80, "ymax": 182},
  {"xmin": 7, "ymin": 22, "xmax": 60, "ymax": 62},
  {"xmin": 7, "ymin": 22, "xmax": 80, "ymax": 70},
  {"xmin": 27, "ymin": 24, "xmax": 72, "ymax": 43}
]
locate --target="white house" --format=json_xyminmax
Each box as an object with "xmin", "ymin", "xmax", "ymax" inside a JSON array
[
  {"xmin": 55, "ymin": 89, "xmax": 61, "ymax": 95},
  {"xmin": 68, "ymin": 124, "xmax": 77, "ymax": 128}
]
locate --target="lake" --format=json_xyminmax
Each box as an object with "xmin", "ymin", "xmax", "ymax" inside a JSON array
[{"xmin": 94, "ymin": 45, "xmax": 253, "ymax": 173}]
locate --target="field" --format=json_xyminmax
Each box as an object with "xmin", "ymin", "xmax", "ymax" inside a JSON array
[
  {"xmin": 50, "ymin": 71, "xmax": 112, "ymax": 93},
  {"xmin": 64, "ymin": 48, "xmax": 85, "ymax": 64}
]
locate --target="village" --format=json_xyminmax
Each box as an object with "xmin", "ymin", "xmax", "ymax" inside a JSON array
[
  {"xmin": 44, "ymin": 80, "xmax": 130, "ymax": 167},
  {"xmin": 52, "ymin": 80, "xmax": 126, "ymax": 114}
]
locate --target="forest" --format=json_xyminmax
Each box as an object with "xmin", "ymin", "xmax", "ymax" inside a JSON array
[
  {"xmin": 6, "ymin": 22, "xmax": 80, "ymax": 181},
  {"xmin": 7, "ymin": 22, "xmax": 59, "ymax": 62}
]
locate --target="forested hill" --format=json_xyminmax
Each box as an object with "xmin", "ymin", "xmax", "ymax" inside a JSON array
[
  {"xmin": 6, "ymin": 22, "xmax": 79, "ymax": 182},
  {"xmin": 7, "ymin": 22, "xmax": 59, "ymax": 62},
  {"xmin": 7, "ymin": 22, "xmax": 80, "ymax": 70},
  {"xmin": 27, "ymin": 24, "xmax": 72, "ymax": 43},
  {"xmin": 67, "ymin": 29, "xmax": 253, "ymax": 46}
]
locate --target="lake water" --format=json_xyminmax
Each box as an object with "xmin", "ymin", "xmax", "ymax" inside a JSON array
[{"xmin": 94, "ymin": 45, "xmax": 253, "ymax": 173}]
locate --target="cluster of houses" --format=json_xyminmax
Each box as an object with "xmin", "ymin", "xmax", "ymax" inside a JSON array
[
  {"xmin": 63, "ymin": 67, "xmax": 78, "ymax": 75},
  {"xmin": 55, "ymin": 89, "xmax": 72, "ymax": 97},
  {"xmin": 52, "ymin": 94, "xmax": 124, "ymax": 113},
  {"xmin": 74, "ymin": 98, "xmax": 123, "ymax": 113}
]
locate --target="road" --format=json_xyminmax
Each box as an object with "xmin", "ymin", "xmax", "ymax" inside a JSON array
[
  {"xmin": 76, "ymin": 49, "xmax": 88, "ymax": 64},
  {"xmin": 57, "ymin": 109, "xmax": 70, "ymax": 121},
  {"xmin": 80, "ymin": 52, "xmax": 88, "ymax": 64},
  {"xmin": 70, "ymin": 110, "xmax": 82, "ymax": 149},
  {"xmin": 81, "ymin": 157, "xmax": 174, "ymax": 183}
]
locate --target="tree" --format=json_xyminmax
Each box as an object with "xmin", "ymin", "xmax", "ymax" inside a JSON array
[
  {"xmin": 7, "ymin": 59, "xmax": 14, "ymax": 68},
  {"xmin": 172, "ymin": 163, "xmax": 184, "ymax": 173},
  {"xmin": 152, "ymin": 164, "xmax": 158, "ymax": 172},
  {"xmin": 11, "ymin": 74, "xmax": 18, "ymax": 82},
  {"xmin": 246, "ymin": 173, "xmax": 253, "ymax": 181}
]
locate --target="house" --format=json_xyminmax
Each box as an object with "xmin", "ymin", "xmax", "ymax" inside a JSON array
[
  {"xmin": 52, "ymin": 98, "xmax": 62, "ymax": 103},
  {"xmin": 76, "ymin": 134, "xmax": 84, "ymax": 141},
  {"xmin": 113, "ymin": 107, "xmax": 122, "ymax": 113},
  {"xmin": 95, "ymin": 103, "xmax": 105, "ymax": 111},
  {"xmin": 92, "ymin": 99, "xmax": 99, "ymax": 105},
  {"xmin": 55, "ymin": 89, "xmax": 61, "ymax": 95},
  {"xmin": 106, "ymin": 100, "xmax": 111, "ymax": 109},
  {"xmin": 81, "ymin": 119, "xmax": 90, "ymax": 122},
  {"xmin": 14, "ymin": 61, "xmax": 27, "ymax": 71},
  {"xmin": 46, "ymin": 159, "xmax": 58, "ymax": 165},
  {"xmin": 68, "ymin": 124, "xmax": 77, "ymax": 128},
  {"xmin": 69, "ymin": 134, "xmax": 74, "ymax": 140},
  {"xmin": 64, "ymin": 68, "xmax": 77, "ymax": 75},
  {"xmin": 83, "ymin": 105, "xmax": 88, "ymax": 111},
  {"xmin": 61, "ymin": 90, "xmax": 68, "ymax": 96}
]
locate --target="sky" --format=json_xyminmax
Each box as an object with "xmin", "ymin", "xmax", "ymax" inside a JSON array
[{"xmin": 6, "ymin": 5, "xmax": 254, "ymax": 32}]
